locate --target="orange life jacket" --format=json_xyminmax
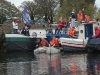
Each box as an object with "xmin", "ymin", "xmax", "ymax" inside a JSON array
[
  {"xmin": 50, "ymin": 41, "xmax": 55, "ymax": 46},
  {"xmin": 68, "ymin": 29, "xmax": 76, "ymax": 37},
  {"xmin": 77, "ymin": 13, "xmax": 83, "ymax": 21},
  {"xmin": 84, "ymin": 16, "xmax": 90, "ymax": 23},
  {"xmin": 50, "ymin": 38, "xmax": 59, "ymax": 46}
]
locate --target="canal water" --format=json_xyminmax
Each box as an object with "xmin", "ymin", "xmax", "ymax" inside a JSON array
[{"xmin": 0, "ymin": 51, "xmax": 100, "ymax": 75}]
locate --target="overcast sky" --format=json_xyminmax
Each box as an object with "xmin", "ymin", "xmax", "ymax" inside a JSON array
[{"xmin": 7, "ymin": 0, "xmax": 100, "ymax": 8}]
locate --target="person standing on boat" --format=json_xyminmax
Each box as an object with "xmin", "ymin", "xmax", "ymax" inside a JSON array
[
  {"xmin": 77, "ymin": 10, "xmax": 83, "ymax": 25},
  {"xmin": 81, "ymin": 8, "xmax": 85, "ymax": 20},
  {"xmin": 12, "ymin": 19, "xmax": 18, "ymax": 34},
  {"xmin": 55, "ymin": 17, "xmax": 64, "ymax": 34},
  {"xmin": 49, "ymin": 36, "xmax": 59, "ymax": 47},
  {"xmin": 84, "ymin": 15, "xmax": 90, "ymax": 23},
  {"xmin": 92, "ymin": 26, "xmax": 100, "ymax": 38},
  {"xmin": 21, "ymin": 24, "xmax": 30, "ymax": 36},
  {"xmin": 48, "ymin": 19, "xmax": 52, "ymax": 28},
  {"xmin": 41, "ymin": 38, "xmax": 49, "ymax": 47},
  {"xmin": 70, "ymin": 9, "xmax": 76, "ymax": 27}
]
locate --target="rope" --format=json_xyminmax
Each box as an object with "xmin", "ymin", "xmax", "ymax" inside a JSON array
[{"xmin": 7, "ymin": 38, "xmax": 33, "ymax": 51}]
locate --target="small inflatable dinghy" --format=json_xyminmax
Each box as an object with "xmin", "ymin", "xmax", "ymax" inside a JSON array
[
  {"xmin": 34, "ymin": 47, "xmax": 48, "ymax": 54},
  {"xmin": 46, "ymin": 47, "xmax": 60, "ymax": 54}
]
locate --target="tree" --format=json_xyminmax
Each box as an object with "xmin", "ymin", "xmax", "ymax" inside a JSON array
[
  {"xmin": 19, "ymin": 1, "xmax": 37, "ymax": 23},
  {"xmin": 0, "ymin": 0, "xmax": 21, "ymax": 24},
  {"xmin": 55, "ymin": 0, "xmax": 96, "ymax": 21},
  {"xmin": 95, "ymin": 7, "xmax": 100, "ymax": 21},
  {"xmin": 34, "ymin": 0, "xmax": 60, "ymax": 23}
]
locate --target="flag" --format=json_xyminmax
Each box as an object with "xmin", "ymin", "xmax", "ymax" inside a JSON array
[{"xmin": 23, "ymin": 5, "xmax": 31, "ymax": 27}]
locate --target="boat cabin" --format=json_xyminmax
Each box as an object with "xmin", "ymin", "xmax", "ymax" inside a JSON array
[{"xmin": 78, "ymin": 21, "xmax": 97, "ymax": 40}]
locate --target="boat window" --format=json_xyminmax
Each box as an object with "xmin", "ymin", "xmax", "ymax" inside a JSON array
[
  {"xmin": 80, "ymin": 30, "xmax": 83, "ymax": 33},
  {"xmin": 90, "ymin": 26, "xmax": 93, "ymax": 34},
  {"xmin": 85, "ymin": 26, "xmax": 88, "ymax": 35}
]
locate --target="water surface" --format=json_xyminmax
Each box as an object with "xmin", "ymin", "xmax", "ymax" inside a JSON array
[{"xmin": 0, "ymin": 52, "xmax": 100, "ymax": 75}]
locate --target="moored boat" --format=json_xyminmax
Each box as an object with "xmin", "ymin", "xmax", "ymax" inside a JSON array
[
  {"xmin": 5, "ymin": 29, "xmax": 47, "ymax": 52},
  {"xmin": 60, "ymin": 21, "xmax": 97, "ymax": 52}
]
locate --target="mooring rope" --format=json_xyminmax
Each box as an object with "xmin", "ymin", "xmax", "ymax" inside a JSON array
[{"xmin": 7, "ymin": 38, "xmax": 33, "ymax": 51}]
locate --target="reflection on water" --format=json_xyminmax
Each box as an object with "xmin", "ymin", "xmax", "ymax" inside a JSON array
[
  {"xmin": 87, "ymin": 53, "xmax": 100, "ymax": 75},
  {"xmin": 61, "ymin": 53, "xmax": 87, "ymax": 75},
  {"xmin": 6, "ymin": 52, "xmax": 35, "ymax": 75},
  {"xmin": 0, "ymin": 51, "xmax": 100, "ymax": 75},
  {"xmin": 0, "ymin": 53, "xmax": 6, "ymax": 75}
]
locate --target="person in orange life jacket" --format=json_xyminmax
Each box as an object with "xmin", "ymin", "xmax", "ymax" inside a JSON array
[
  {"xmin": 21, "ymin": 24, "xmax": 30, "ymax": 36},
  {"xmin": 68, "ymin": 27, "xmax": 76, "ymax": 37},
  {"xmin": 49, "ymin": 36, "xmax": 59, "ymax": 47},
  {"xmin": 92, "ymin": 26, "xmax": 100, "ymax": 38},
  {"xmin": 84, "ymin": 15, "xmax": 90, "ymax": 23},
  {"xmin": 41, "ymin": 38, "xmax": 49, "ymax": 47},
  {"xmin": 77, "ymin": 10, "xmax": 83, "ymax": 25}
]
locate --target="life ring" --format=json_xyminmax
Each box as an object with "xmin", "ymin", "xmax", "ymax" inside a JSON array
[{"xmin": 32, "ymin": 32, "xmax": 37, "ymax": 38}]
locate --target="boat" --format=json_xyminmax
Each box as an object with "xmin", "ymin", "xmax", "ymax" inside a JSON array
[
  {"xmin": 5, "ymin": 29, "xmax": 47, "ymax": 52},
  {"xmin": 59, "ymin": 21, "xmax": 97, "ymax": 52},
  {"xmin": 46, "ymin": 46, "xmax": 60, "ymax": 54}
]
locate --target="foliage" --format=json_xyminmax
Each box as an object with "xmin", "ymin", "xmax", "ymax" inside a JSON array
[
  {"xmin": 34, "ymin": 0, "xmax": 60, "ymax": 23},
  {"xmin": 0, "ymin": 0, "xmax": 21, "ymax": 24},
  {"xmin": 95, "ymin": 7, "xmax": 100, "ymax": 21},
  {"xmin": 19, "ymin": 1, "xmax": 36, "ymax": 22},
  {"xmin": 19, "ymin": 0, "xmax": 60, "ymax": 23},
  {"xmin": 55, "ymin": 0, "xmax": 96, "ymax": 22}
]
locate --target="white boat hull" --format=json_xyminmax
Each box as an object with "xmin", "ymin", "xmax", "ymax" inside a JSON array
[{"xmin": 60, "ymin": 38, "xmax": 87, "ymax": 51}]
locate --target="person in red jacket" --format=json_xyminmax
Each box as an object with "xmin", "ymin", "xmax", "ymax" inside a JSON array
[
  {"xmin": 41, "ymin": 38, "xmax": 49, "ymax": 47},
  {"xmin": 92, "ymin": 26, "xmax": 100, "ymax": 38},
  {"xmin": 55, "ymin": 17, "xmax": 64, "ymax": 34},
  {"xmin": 48, "ymin": 19, "xmax": 51, "ymax": 28}
]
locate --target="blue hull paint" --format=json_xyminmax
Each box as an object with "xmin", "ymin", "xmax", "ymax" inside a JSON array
[
  {"xmin": 46, "ymin": 34, "xmax": 69, "ymax": 43},
  {"xmin": 62, "ymin": 46, "xmax": 85, "ymax": 51},
  {"xmin": 86, "ymin": 39, "xmax": 100, "ymax": 51}
]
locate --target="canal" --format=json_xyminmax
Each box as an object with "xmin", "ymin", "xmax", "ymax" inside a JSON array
[{"xmin": 0, "ymin": 51, "xmax": 100, "ymax": 75}]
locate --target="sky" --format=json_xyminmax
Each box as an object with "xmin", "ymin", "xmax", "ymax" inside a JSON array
[
  {"xmin": 6, "ymin": 0, "xmax": 33, "ymax": 7},
  {"xmin": 7, "ymin": 0, "xmax": 100, "ymax": 8}
]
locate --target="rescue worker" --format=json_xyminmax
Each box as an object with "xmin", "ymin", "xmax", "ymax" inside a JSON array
[
  {"xmin": 41, "ymin": 38, "xmax": 49, "ymax": 47},
  {"xmin": 77, "ymin": 10, "xmax": 83, "ymax": 25},
  {"xmin": 55, "ymin": 20, "xmax": 63, "ymax": 34},
  {"xmin": 49, "ymin": 36, "xmax": 59, "ymax": 47},
  {"xmin": 68, "ymin": 27, "xmax": 76, "ymax": 37},
  {"xmin": 55, "ymin": 17, "xmax": 64, "ymax": 34},
  {"xmin": 84, "ymin": 15, "xmax": 90, "ymax": 23},
  {"xmin": 92, "ymin": 26, "xmax": 100, "ymax": 38}
]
